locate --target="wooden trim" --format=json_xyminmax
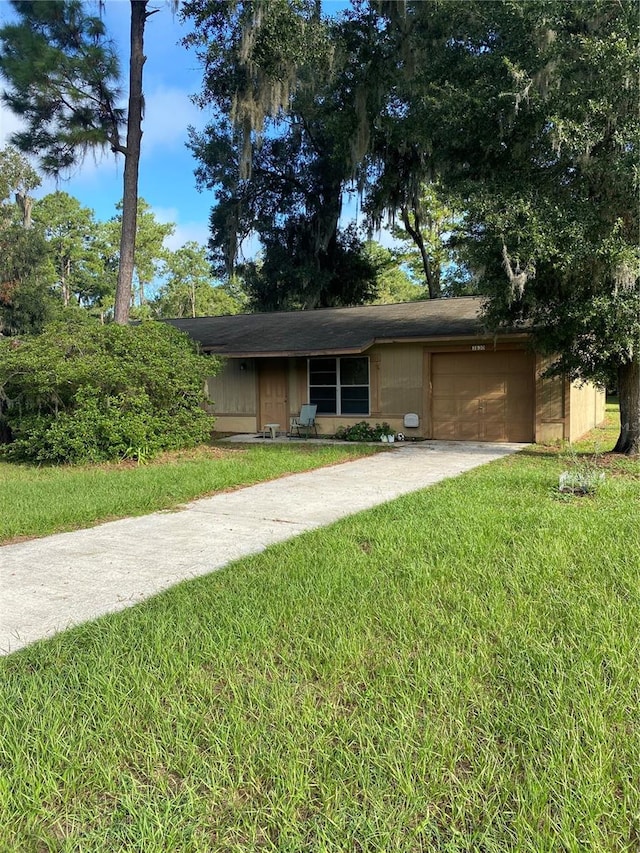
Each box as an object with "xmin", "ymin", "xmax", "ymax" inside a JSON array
[
  {"xmin": 563, "ymin": 375, "xmax": 571, "ymax": 442},
  {"xmin": 203, "ymin": 346, "xmax": 370, "ymax": 358},
  {"xmin": 423, "ymin": 340, "xmax": 531, "ymax": 354},
  {"xmin": 202, "ymin": 334, "xmax": 532, "ymax": 359},
  {"xmin": 423, "ymin": 349, "xmax": 432, "ymax": 438}
]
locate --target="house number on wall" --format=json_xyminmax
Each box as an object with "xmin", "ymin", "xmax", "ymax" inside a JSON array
[{"xmin": 471, "ymin": 345, "xmax": 486, "ymax": 351}]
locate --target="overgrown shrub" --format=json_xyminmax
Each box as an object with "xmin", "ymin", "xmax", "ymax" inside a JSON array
[{"xmin": 0, "ymin": 319, "xmax": 219, "ymax": 463}]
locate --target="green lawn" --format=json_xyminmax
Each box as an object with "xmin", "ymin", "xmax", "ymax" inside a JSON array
[
  {"xmin": 1, "ymin": 408, "xmax": 638, "ymax": 851},
  {"xmin": 0, "ymin": 442, "xmax": 380, "ymax": 544}
]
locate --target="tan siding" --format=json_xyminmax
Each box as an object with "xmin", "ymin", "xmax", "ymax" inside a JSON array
[
  {"xmin": 369, "ymin": 351, "xmax": 381, "ymax": 415},
  {"xmin": 289, "ymin": 358, "xmax": 308, "ymax": 421},
  {"xmin": 568, "ymin": 382, "xmax": 606, "ymax": 442},
  {"xmin": 377, "ymin": 344, "xmax": 424, "ymax": 416},
  {"xmin": 422, "ymin": 350, "xmax": 431, "ymax": 438},
  {"xmin": 535, "ymin": 356, "xmax": 567, "ymax": 443},
  {"xmin": 206, "ymin": 359, "xmax": 257, "ymax": 415},
  {"xmin": 534, "ymin": 356, "xmax": 606, "ymax": 444},
  {"xmin": 212, "ymin": 416, "xmax": 257, "ymax": 433}
]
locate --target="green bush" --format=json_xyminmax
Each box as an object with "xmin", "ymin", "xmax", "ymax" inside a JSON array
[
  {"xmin": 0, "ymin": 319, "xmax": 219, "ymax": 463},
  {"xmin": 334, "ymin": 421, "xmax": 392, "ymax": 442}
]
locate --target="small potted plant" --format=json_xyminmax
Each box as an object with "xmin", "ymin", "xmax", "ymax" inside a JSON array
[{"xmin": 378, "ymin": 423, "xmax": 395, "ymax": 443}]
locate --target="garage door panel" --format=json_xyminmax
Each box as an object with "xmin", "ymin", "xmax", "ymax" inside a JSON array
[
  {"xmin": 436, "ymin": 399, "xmax": 460, "ymax": 418},
  {"xmin": 458, "ymin": 421, "xmax": 485, "ymax": 440},
  {"xmin": 484, "ymin": 400, "xmax": 506, "ymax": 417},
  {"xmin": 431, "ymin": 351, "xmax": 534, "ymax": 442},
  {"xmin": 434, "ymin": 419, "xmax": 457, "ymax": 439},
  {"xmin": 484, "ymin": 377, "xmax": 507, "ymax": 393},
  {"xmin": 460, "ymin": 399, "xmax": 480, "ymax": 417}
]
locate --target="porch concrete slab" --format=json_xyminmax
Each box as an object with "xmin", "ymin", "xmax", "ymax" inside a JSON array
[{"xmin": 1, "ymin": 441, "xmax": 523, "ymax": 655}]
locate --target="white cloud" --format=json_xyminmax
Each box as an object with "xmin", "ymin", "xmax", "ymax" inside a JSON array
[
  {"xmin": 0, "ymin": 103, "xmax": 24, "ymax": 148},
  {"xmin": 152, "ymin": 205, "xmax": 181, "ymax": 225},
  {"xmin": 167, "ymin": 221, "xmax": 211, "ymax": 251},
  {"xmin": 142, "ymin": 86, "xmax": 204, "ymax": 153},
  {"xmin": 1, "ymin": 84, "xmax": 200, "ymax": 187},
  {"xmin": 151, "ymin": 207, "xmax": 210, "ymax": 251}
]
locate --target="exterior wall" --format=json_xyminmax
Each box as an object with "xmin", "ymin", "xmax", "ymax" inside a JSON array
[
  {"xmin": 533, "ymin": 356, "xmax": 606, "ymax": 444},
  {"xmin": 377, "ymin": 344, "xmax": 424, "ymax": 432},
  {"xmin": 206, "ymin": 358, "xmax": 258, "ymax": 433},
  {"xmin": 213, "ymin": 415, "xmax": 258, "ymax": 433},
  {"xmin": 206, "ymin": 344, "xmax": 603, "ymax": 443},
  {"xmin": 289, "ymin": 358, "xmax": 308, "ymax": 422},
  {"xmin": 535, "ymin": 356, "xmax": 566, "ymax": 444},
  {"xmin": 306, "ymin": 344, "xmax": 425, "ymax": 437},
  {"xmin": 568, "ymin": 381, "xmax": 606, "ymax": 442}
]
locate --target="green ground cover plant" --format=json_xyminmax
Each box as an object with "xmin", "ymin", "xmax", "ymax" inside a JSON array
[
  {"xmin": 0, "ymin": 443, "xmax": 380, "ymax": 543},
  {"xmin": 1, "ymin": 404, "xmax": 638, "ymax": 850},
  {"xmin": 334, "ymin": 421, "xmax": 393, "ymax": 442}
]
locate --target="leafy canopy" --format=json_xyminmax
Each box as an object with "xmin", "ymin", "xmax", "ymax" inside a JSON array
[{"xmin": 0, "ymin": 0, "xmax": 124, "ymax": 174}]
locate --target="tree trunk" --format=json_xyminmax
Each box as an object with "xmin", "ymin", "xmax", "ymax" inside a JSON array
[
  {"xmin": 61, "ymin": 258, "xmax": 70, "ymax": 307},
  {"xmin": 613, "ymin": 354, "xmax": 640, "ymax": 455},
  {"xmin": 113, "ymin": 0, "xmax": 148, "ymax": 325},
  {"xmin": 401, "ymin": 206, "xmax": 441, "ymax": 299},
  {"xmin": 15, "ymin": 192, "xmax": 33, "ymax": 229}
]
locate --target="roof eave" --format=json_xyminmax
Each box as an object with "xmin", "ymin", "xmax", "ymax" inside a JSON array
[
  {"xmin": 203, "ymin": 330, "xmax": 531, "ymax": 358},
  {"xmin": 202, "ymin": 345, "xmax": 370, "ymax": 358}
]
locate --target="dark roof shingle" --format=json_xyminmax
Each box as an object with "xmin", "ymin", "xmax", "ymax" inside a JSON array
[{"xmin": 166, "ymin": 296, "xmax": 491, "ymax": 356}]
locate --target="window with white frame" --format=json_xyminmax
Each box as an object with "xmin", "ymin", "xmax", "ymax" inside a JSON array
[{"xmin": 308, "ymin": 357, "xmax": 369, "ymax": 415}]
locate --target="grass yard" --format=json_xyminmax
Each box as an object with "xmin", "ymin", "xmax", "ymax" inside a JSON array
[
  {"xmin": 1, "ymin": 406, "xmax": 639, "ymax": 851},
  {"xmin": 0, "ymin": 442, "xmax": 381, "ymax": 544}
]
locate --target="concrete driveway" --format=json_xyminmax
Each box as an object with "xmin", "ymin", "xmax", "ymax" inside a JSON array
[{"xmin": 1, "ymin": 441, "xmax": 523, "ymax": 655}]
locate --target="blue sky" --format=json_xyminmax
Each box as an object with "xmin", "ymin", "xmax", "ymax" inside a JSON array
[
  {"xmin": 0, "ymin": 0, "xmax": 357, "ymax": 256},
  {"xmin": 0, "ymin": 0, "xmax": 212, "ymax": 251}
]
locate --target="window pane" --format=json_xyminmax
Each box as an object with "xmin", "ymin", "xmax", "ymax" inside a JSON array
[
  {"xmin": 310, "ymin": 387, "xmax": 337, "ymax": 414},
  {"xmin": 340, "ymin": 357, "xmax": 368, "ymax": 386},
  {"xmin": 309, "ymin": 372, "xmax": 336, "ymax": 386},
  {"xmin": 309, "ymin": 358, "xmax": 336, "ymax": 385},
  {"xmin": 341, "ymin": 386, "xmax": 369, "ymax": 414}
]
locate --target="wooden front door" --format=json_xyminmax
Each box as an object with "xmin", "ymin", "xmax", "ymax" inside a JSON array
[{"xmin": 258, "ymin": 359, "xmax": 289, "ymax": 432}]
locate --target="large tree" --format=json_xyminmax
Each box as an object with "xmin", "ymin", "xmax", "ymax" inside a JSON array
[
  {"xmin": 153, "ymin": 241, "xmax": 243, "ymax": 318},
  {"xmin": 0, "ymin": 147, "xmax": 57, "ymax": 335},
  {"xmin": 182, "ymin": 0, "xmax": 384, "ymax": 309},
  {"xmin": 427, "ymin": 0, "xmax": 639, "ymax": 454},
  {"xmin": 187, "ymin": 0, "xmax": 638, "ymax": 453},
  {"xmin": 0, "ymin": 0, "xmax": 164, "ymax": 324},
  {"xmin": 103, "ymin": 199, "xmax": 175, "ymax": 309},
  {"xmin": 0, "ymin": 144, "xmax": 40, "ymax": 229},
  {"xmin": 32, "ymin": 191, "xmax": 108, "ymax": 309},
  {"xmin": 360, "ymin": 0, "xmax": 639, "ymax": 451}
]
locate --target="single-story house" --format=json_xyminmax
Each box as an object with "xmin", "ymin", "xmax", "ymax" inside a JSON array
[{"xmin": 167, "ymin": 296, "xmax": 605, "ymax": 443}]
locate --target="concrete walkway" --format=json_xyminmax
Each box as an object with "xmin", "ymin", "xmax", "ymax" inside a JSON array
[{"xmin": 1, "ymin": 441, "xmax": 523, "ymax": 655}]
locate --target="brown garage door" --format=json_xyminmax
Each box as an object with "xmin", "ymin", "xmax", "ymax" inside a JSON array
[{"xmin": 431, "ymin": 350, "xmax": 534, "ymax": 442}]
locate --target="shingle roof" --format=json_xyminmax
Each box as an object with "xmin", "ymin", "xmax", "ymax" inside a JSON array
[{"xmin": 166, "ymin": 296, "xmax": 495, "ymax": 357}]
